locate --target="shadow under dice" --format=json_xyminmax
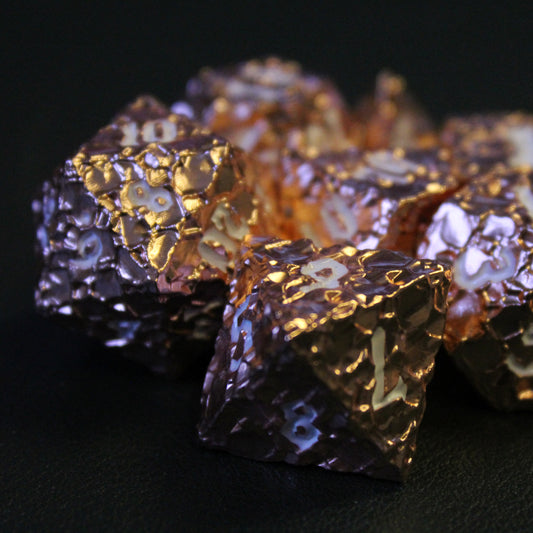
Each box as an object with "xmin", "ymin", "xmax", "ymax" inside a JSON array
[
  {"xmin": 277, "ymin": 147, "xmax": 460, "ymax": 256},
  {"xmin": 198, "ymin": 239, "xmax": 450, "ymax": 481},
  {"xmin": 34, "ymin": 95, "xmax": 258, "ymax": 376},
  {"xmin": 418, "ymin": 168, "xmax": 533, "ymax": 410}
]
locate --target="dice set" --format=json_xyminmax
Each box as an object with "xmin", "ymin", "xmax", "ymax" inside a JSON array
[{"xmin": 34, "ymin": 57, "xmax": 533, "ymax": 480}]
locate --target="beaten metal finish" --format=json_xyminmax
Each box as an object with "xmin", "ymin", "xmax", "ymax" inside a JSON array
[
  {"xmin": 198, "ymin": 239, "xmax": 451, "ymax": 481},
  {"xmin": 34, "ymin": 96, "xmax": 258, "ymax": 376},
  {"xmin": 275, "ymin": 147, "xmax": 460, "ymax": 256},
  {"xmin": 185, "ymin": 57, "xmax": 356, "ymax": 160},
  {"xmin": 418, "ymin": 168, "xmax": 533, "ymax": 410},
  {"xmin": 183, "ymin": 57, "xmax": 359, "ymax": 237}
]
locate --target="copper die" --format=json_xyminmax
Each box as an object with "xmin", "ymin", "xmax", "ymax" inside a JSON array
[
  {"xmin": 418, "ymin": 168, "xmax": 533, "ymax": 410},
  {"xmin": 198, "ymin": 239, "xmax": 451, "ymax": 480},
  {"xmin": 33, "ymin": 96, "xmax": 258, "ymax": 376},
  {"xmin": 275, "ymin": 147, "xmax": 460, "ymax": 256},
  {"xmin": 185, "ymin": 57, "xmax": 356, "ymax": 160}
]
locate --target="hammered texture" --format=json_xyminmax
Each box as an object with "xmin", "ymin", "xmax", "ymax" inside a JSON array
[
  {"xmin": 275, "ymin": 147, "xmax": 460, "ymax": 256},
  {"xmin": 34, "ymin": 96, "xmax": 258, "ymax": 376},
  {"xmin": 183, "ymin": 57, "xmax": 359, "ymax": 236},
  {"xmin": 418, "ymin": 168, "xmax": 533, "ymax": 410},
  {"xmin": 198, "ymin": 239, "xmax": 451, "ymax": 480}
]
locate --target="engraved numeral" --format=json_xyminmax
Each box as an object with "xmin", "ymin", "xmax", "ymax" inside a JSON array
[
  {"xmin": 514, "ymin": 183, "xmax": 533, "ymax": 219},
  {"xmin": 281, "ymin": 400, "xmax": 319, "ymax": 451},
  {"xmin": 505, "ymin": 353, "xmax": 533, "ymax": 377},
  {"xmin": 119, "ymin": 119, "xmax": 178, "ymax": 147},
  {"xmin": 453, "ymin": 247, "xmax": 516, "ymax": 291},
  {"xmin": 71, "ymin": 231, "xmax": 103, "ymax": 269},
  {"xmin": 371, "ymin": 327, "xmax": 407, "ymax": 410},
  {"xmin": 127, "ymin": 181, "xmax": 173, "ymax": 213},
  {"xmin": 198, "ymin": 203, "xmax": 249, "ymax": 271},
  {"xmin": 300, "ymin": 257, "xmax": 348, "ymax": 294},
  {"xmin": 321, "ymin": 194, "xmax": 358, "ymax": 242}
]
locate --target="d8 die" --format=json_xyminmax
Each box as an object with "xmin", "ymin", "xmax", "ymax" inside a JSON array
[
  {"xmin": 34, "ymin": 96, "xmax": 258, "ymax": 376},
  {"xmin": 198, "ymin": 239, "xmax": 450, "ymax": 480}
]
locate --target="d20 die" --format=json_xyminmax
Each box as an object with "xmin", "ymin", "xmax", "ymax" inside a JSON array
[
  {"xmin": 34, "ymin": 95, "xmax": 258, "ymax": 376},
  {"xmin": 198, "ymin": 239, "xmax": 450, "ymax": 480},
  {"xmin": 182, "ymin": 57, "xmax": 359, "ymax": 236}
]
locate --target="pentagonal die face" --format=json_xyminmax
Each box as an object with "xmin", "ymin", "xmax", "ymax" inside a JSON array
[
  {"xmin": 199, "ymin": 239, "xmax": 450, "ymax": 480},
  {"xmin": 34, "ymin": 96, "xmax": 258, "ymax": 376},
  {"xmin": 418, "ymin": 169, "xmax": 533, "ymax": 410}
]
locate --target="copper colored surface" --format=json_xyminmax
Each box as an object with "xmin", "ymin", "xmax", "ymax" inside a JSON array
[
  {"xmin": 418, "ymin": 168, "xmax": 533, "ymax": 410},
  {"xmin": 275, "ymin": 147, "xmax": 460, "ymax": 256},
  {"xmin": 355, "ymin": 70, "xmax": 436, "ymax": 150},
  {"xmin": 34, "ymin": 96, "xmax": 258, "ymax": 376},
  {"xmin": 441, "ymin": 112, "xmax": 533, "ymax": 177},
  {"xmin": 198, "ymin": 239, "xmax": 451, "ymax": 480},
  {"xmin": 183, "ymin": 57, "xmax": 359, "ymax": 235}
]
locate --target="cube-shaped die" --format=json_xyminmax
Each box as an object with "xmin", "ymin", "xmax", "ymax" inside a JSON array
[
  {"xmin": 34, "ymin": 96, "xmax": 258, "ymax": 376},
  {"xmin": 418, "ymin": 168, "xmax": 533, "ymax": 410},
  {"xmin": 198, "ymin": 239, "xmax": 451, "ymax": 480},
  {"xmin": 276, "ymin": 148, "xmax": 460, "ymax": 256}
]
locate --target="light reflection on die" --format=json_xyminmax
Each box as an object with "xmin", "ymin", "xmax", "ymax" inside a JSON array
[
  {"xmin": 275, "ymin": 147, "xmax": 460, "ymax": 256},
  {"xmin": 34, "ymin": 95, "xmax": 259, "ymax": 376},
  {"xmin": 198, "ymin": 239, "xmax": 451, "ymax": 480},
  {"xmin": 418, "ymin": 168, "xmax": 533, "ymax": 410}
]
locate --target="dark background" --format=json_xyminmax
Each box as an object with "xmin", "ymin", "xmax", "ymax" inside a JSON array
[{"xmin": 2, "ymin": 2, "xmax": 533, "ymax": 531}]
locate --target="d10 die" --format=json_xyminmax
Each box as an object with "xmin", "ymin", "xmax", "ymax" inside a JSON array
[
  {"xmin": 418, "ymin": 168, "xmax": 533, "ymax": 410},
  {"xmin": 198, "ymin": 239, "xmax": 451, "ymax": 480},
  {"xmin": 34, "ymin": 96, "xmax": 258, "ymax": 376},
  {"xmin": 276, "ymin": 147, "xmax": 460, "ymax": 256}
]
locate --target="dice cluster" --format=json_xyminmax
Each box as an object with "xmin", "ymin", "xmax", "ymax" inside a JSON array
[{"xmin": 34, "ymin": 57, "xmax": 533, "ymax": 481}]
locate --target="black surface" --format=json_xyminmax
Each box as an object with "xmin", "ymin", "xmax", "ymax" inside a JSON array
[{"xmin": 3, "ymin": 3, "xmax": 533, "ymax": 531}]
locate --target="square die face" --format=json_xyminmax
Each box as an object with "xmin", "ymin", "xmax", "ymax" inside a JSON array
[{"xmin": 199, "ymin": 240, "xmax": 450, "ymax": 480}]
